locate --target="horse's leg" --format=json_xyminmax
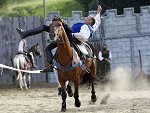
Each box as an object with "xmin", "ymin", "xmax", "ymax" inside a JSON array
[
  {"xmin": 54, "ymin": 69, "xmax": 62, "ymax": 95},
  {"xmin": 59, "ymin": 80, "xmax": 67, "ymax": 112},
  {"xmin": 57, "ymin": 81, "xmax": 62, "ymax": 95},
  {"xmin": 91, "ymin": 78, "xmax": 97, "ymax": 102},
  {"xmin": 27, "ymin": 73, "xmax": 31, "ymax": 88},
  {"xmin": 90, "ymin": 60, "xmax": 97, "ymax": 102},
  {"xmin": 22, "ymin": 73, "xmax": 28, "ymax": 90},
  {"xmin": 13, "ymin": 72, "xmax": 17, "ymax": 85},
  {"xmin": 66, "ymin": 81, "xmax": 73, "ymax": 97},
  {"xmin": 74, "ymin": 80, "xmax": 81, "ymax": 107},
  {"xmin": 58, "ymin": 81, "xmax": 71, "ymax": 96},
  {"xmin": 12, "ymin": 75, "xmax": 15, "ymax": 85},
  {"xmin": 18, "ymin": 72, "xmax": 23, "ymax": 90},
  {"xmin": 19, "ymin": 79, "xmax": 23, "ymax": 90}
]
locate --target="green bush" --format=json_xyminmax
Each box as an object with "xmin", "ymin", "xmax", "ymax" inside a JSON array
[
  {"xmin": 11, "ymin": 6, "xmax": 36, "ymax": 17},
  {"xmin": 0, "ymin": 0, "xmax": 84, "ymax": 17},
  {"xmin": 0, "ymin": 0, "xmax": 9, "ymax": 7}
]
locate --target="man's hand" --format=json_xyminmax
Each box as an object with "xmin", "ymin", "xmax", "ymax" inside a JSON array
[
  {"xmin": 104, "ymin": 58, "xmax": 111, "ymax": 62},
  {"xmin": 97, "ymin": 5, "xmax": 102, "ymax": 13}
]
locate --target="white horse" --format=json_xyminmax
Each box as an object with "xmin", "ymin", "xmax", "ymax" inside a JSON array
[{"xmin": 13, "ymin": 43, "xmax": 42, "ymax": 90}]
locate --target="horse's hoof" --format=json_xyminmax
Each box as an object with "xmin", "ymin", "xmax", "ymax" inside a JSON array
[
  {"xmin": 58, "ymin": 87, "xmax": 62, "ymax": 95},
  {"xmin": 68, "ymin": 91, "xmax": 73, "ymax": 97},
  {"xmin": 58, "ymin": 92, "xmax": 62, "ymax": 95},
  {"xmin": 91, "ymin": 95, "xmax": 97, "ymax": 102},
  {"xmin": 28, "ymin": 86, "xmax": 31, "ymax": 88},
  {"xmin": 61, "ymin": 108, "xmax": 67, "ymax": 112},
  {"xmin": 27, "ymin": 83, "xmax": 31, "ymax": 88},
  {"xmin": 75, "ymin": 100, "xmax": 81, "ymax": 107}
]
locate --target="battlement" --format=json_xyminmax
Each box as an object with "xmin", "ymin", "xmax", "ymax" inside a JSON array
[
  {"xmin": 140, "ymin": 6, "xmax": 150, "ymax": 14},
  {"xmin": 46, "ymin": 6, "xmax": 150, "ymax": 38},
  {"xmin": 46, "ymin": 6, "xmax": 150, "ymax": 20},
  {"xmin": 105, "ymin": 6, "xmax": 150, "ymax": 18},
  {"xmin": 106, "ymin": 7, "xmax": 136, "ymax": 18}
]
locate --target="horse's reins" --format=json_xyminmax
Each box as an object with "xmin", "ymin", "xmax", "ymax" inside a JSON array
[{"xmin": 54, "ymin": 23, "xmax": 75, "ymax": 68}]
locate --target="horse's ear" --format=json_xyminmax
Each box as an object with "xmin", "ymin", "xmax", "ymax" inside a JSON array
[{"xmin": 36, "ymin": 43, "xmax": 38, "ymax": 46}]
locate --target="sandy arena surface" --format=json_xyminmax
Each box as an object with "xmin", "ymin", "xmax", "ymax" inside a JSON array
[
  {"xmin": 0, "ymin": 81, "xmax": 150, "ymax": 113},
  {"xmin": 0, "ymin": 66, "xmax": 150, "ymax": 113}
]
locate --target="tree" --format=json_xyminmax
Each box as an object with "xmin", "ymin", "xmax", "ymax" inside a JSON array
[
  {"xmin": 75, "ymin": 0, "xmax": 150, "ymax": 15},
  {"xmin": 0, "ymin": 0, "xmax": 9, "ymax": 7}
]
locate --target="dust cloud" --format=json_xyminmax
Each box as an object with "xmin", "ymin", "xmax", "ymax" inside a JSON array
[
  {"xmin": 107, "ymin": 67, "xmax": 150, "ymax": 91},
  {"xmin": 110, "ymin": 67, "xmax": 132, "ymax": 91}
]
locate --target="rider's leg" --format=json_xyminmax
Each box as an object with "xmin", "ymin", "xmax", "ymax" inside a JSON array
[
  {"xmin": 16, "ymin": 25, "xmax": 50, "ymax": 39},
  {"xmin": 40, "ymin": 42, "xmax": 57, "ymax": 73},
  {"xmin": 45, "ymin": 42, "xmax": 57, "ymax": 64},
  {"xmin": 29, "ymin": 52, "xmax": 37, "ymax": 68}
]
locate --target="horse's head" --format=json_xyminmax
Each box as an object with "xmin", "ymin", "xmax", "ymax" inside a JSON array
[
  {"xmin": 49, "ymin": 16, "xmax": 64, "ymax": 41},
  {"xmin": 29, "ymin": 43, "xmax": 42, "ymax": 57}
]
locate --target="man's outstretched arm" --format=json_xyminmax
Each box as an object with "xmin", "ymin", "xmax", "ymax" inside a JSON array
[{"xmin": 93, "ymin": 5, "xmax": 102, "ymax": 32}]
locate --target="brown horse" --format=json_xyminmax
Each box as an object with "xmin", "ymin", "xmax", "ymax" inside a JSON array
[{"xmin": 49, "ymin": 18, "xmax": 97, "ymax": 112}]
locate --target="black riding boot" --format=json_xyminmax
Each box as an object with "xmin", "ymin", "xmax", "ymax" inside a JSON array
[
  {"xmin": 16, "ymin": 25, "xmax": 50, "ymax": 39},
  {"xmin": 26, "ymin": 53, "xmax": 37, "ymax": 68},
  {"xmin": 40, "ymin": 42, "xmax": 57, "ymax": 73}
]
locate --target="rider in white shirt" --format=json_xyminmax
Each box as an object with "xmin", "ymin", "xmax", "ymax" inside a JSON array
[
  {"xmin": 71, "ymin": 11, "xmax": 101, "ymax": 43},
  {"xmin": 18, "ymin": 39, "xmax": 37, "ymax": 68},
  {"xmin": 16, "ymin": 5, "xmax": 102, "ymax": 72}
]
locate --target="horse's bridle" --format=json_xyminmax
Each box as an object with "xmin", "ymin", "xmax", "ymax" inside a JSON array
[{"xmin": 54, "ymin": 26, "xmax": 68, "ymax": 44}]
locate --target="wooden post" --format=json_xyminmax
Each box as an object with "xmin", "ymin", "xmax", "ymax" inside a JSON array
[
  {"xmin": 138, "ymin": 49, "xmax": 143, "ymax": 71},
  {"xmin": 43, "ymin": 0, "xmax": 46, "ymax": 18}
]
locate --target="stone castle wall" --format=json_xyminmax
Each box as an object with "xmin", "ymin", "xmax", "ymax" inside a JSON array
[{"xmin": 46, "ymin": 6, "xmax": 150, "ymax": 76}]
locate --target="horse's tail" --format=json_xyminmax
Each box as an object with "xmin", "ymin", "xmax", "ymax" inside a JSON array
[{"xmin": 16, "ymin": 57, "xmax": 22, "ymax": 80}]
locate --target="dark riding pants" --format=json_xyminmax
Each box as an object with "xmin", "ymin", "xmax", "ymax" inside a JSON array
[{"xmin": 22, "ymin": 23, "xmax": 84, "ymax": 61}]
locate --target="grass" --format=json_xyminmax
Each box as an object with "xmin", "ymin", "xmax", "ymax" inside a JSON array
[{"xmin": 0, "ymin": 0, "xmax": 85, "ymax": 17}]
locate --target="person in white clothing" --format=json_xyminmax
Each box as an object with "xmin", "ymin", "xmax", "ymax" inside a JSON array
[
  {"xmin": 98, "ymin": 44, "xmax": 112, "ymax": 78},
  {"xmin": 16, "ymin": 5, "xmax": 102, "ymax": 72},
  {"xmin": 18, "ymin": 39, "xmax": 37, "ymax": 68},
  {"xmin": 71, "ymin": 5, "xmax": 101, "ymax": 43}
]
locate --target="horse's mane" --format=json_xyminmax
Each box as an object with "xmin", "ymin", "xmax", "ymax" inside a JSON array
[{"xmin": 52, "ymin": 16, "xmax": 63, "ymax": 23}]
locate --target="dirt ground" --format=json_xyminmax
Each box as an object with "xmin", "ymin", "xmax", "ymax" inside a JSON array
[
  {"xmin": 0, "ymin": 81, "xmax": 150, "ymax": 113},
  {"xmin": 0, "ymin": 66, "xmax": 150, "ymax": 113}
]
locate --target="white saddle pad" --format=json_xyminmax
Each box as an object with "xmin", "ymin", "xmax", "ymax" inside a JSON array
[{"xmin": 77, "ymin": 43, "xmax": 88, "ymax": 55}]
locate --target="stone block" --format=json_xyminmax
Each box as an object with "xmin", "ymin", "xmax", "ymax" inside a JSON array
[{"xmin": 112, "ymin": 52, "xmax": 118, "ymax": 58}]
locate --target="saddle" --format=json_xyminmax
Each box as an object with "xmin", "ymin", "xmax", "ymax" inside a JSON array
[
  {"xmin": 77, "ymin": 42, "xmax": 94, "ymax": 58},
  {"xmin": 70, "ymin": 39, "xmax": 94, "ymax": 60},
  {"xmin": 17, "ymin": 52, "xmax": 31, "ymax": 63}
]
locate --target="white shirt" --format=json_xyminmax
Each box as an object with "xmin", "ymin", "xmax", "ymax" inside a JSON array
[
  {"xmin": 98, "ymin": 51, "xmax": 112, "ymax": 61},
  {"xmin": 18, "ymin": 39, "xmax": 26, "ymax": 53},
  {"xmin": 73, "ymin": 13, "xmax": 101, "ymax": 43}
]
